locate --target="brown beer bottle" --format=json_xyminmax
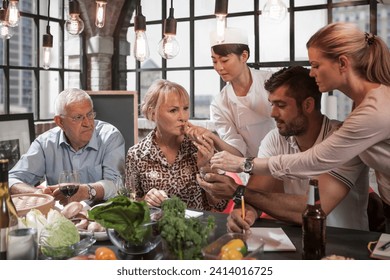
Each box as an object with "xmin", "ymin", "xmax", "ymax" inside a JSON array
[
  {"xmin": 0, "ymin": 159, "xmax": 19, "ymax": 260},
  {"xmin": 302, "ymin": 178, "xmax": 326, "ymax": 260}
]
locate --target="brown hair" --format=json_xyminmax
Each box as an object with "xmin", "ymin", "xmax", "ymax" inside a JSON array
[
  {"xmin": 264, "ymin": 66, "xmax": 322, "ymax": 111},
  {"xmin": 307, "ymin": 22, "xmax": 390, "ymax": 85},
  {"xmin": 141, "ymin": 79, "xmax": 189, "ymax": 121},
  {"xmin": 212, "ymin": 44, "xmax": 250, "ymax": 58}
]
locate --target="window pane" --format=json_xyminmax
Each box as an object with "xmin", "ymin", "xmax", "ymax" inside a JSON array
[
  {"xmin": 126, "ymin": 72, "xmax": 136, "ymax": 91},
  {"xmin": 260, "ymin": 14, "xmax": 290, "ymax": 62},
  {"xmin": 39, "ymin": 0, "xmax": 62, "ymax": 18},
  {"xmin": 294, "ymin": 0, "xmax": 326, "ymax": 6},
  {"xmin": 295, "ymin": 10, "xmax": 327, "ymax": 60},
  {"xmin": 40, "ymin": 70, "xmax": 59, "ymax": 119},
  {"xmin": 9, "ymin": 69, "xmax": 34, "ymax": 114},
  {"xmin": 169, "ymin": 0, "xmax": 189, "ymax": 18},
  {"xmin": 230, "ymin": 0, "xmax": 257, "ymax": 14},
  {"xmin": 167, "ymin": 71, "xmax": 189, "ymax": 90},
  {"xmin": 0, "ymin": 69, "xmax": 4, "ymax": 114},
  {"xmin": 377, "ymin": 5, "xmax": 390, "ymax": 46},
  {"xmin": 0, "ymin": 41, "xmax": 5, "ymax": 65},
  {"xmin": 64, "ymin": 36, "xmax": 81, "ymax": 69},
  {"xmin": 195, "ymin": 18, "xmax": 218, "ymax": 67},
  {"xmin": 20, "ymin": 0, "xmax": 37, "ymax": 14},
  {"xmin": 333, "ymin": 5, "xmax": 370, "ymax": 30},
  {"xmin": 195, "ymin": 0, "xmax": 214, "ymax": 17},
  {"xmin": 194, "ymin": 70, "xmax": 220, "ymax": 119},
  {"xmin": 9, "ymin": 17, "xmax": 37, "ymax": 67},
  {"xmin": 140, "ymin": 70, "xmax": 162, "ymax": 109},
  {"xmin": 196, "ymin": 0, "xmax": 255, "ymax": 16},
  {"xmin": 142, "ymin": 0, "xmax": 162, "ymax": 21},
  {"xmin": 65, "ymin": 71, "xmax": 81, "ymax": 89}
]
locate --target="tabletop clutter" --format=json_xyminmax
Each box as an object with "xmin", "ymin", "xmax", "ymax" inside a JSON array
[
  {"xmin": 3, "ymin": 189, "xmax": 369, "ymax": 260},
  {"xmin": 7, "ymin": 193, "xmax": 264, "ymax": 260}
]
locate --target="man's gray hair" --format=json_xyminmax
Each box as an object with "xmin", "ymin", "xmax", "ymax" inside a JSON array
[{"xmin": 54, "ymin": 88, "xmax": 93, "ymax": 115}]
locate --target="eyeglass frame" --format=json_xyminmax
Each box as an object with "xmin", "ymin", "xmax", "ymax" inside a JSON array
[{"xmin": 60, "ymin": 111, "xmax": 97, "ymax": 123}]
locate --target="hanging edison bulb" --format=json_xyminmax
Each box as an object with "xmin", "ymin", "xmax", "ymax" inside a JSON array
[
  {"xmin": 133, "ymin": 4, "xmax": 149, "ymax": 62},
  {"xmin": 214, "ymin": 0, "xmax": 228, "ymax": 43},
  {"xmin": 5, "ymin": 0, "xmax": 20, "ymax": 27},
  {"xmin": 262, "ymin": 0, "xmax": 287, "ymax": 23},
  {"xmin": 0, "ymin": 5, "xmax": 13, "ymax": 40},
  {"xmin": 65, "ymin": 0, "xmax": 84, "ymax": 35},
  {"xmin": 95, "ymin": 0, "xmax": 107, "ymax": 28},
  {"xmin": 158, "ymin": 7, "xmax": 180, "ymax": 59},
  {"xmin": 42, "ymin": 25, "xmax": 53, "ymax": 70}
]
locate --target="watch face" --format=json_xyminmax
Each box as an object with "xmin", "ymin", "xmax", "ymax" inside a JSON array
[
  {"xmin": 244, "ymin": 161, "xmax": 252, "ymax": 171},
  {"xmin": 244, "ymin": 158, "xmax": 254, "ymax": 172},
  {"xmin": 91, "ymin": 188, "xmax": 97, "ymax": 196}
]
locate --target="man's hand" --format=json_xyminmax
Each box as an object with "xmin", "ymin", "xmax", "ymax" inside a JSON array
[
  {"xmin": 196, "ymin": 172, "xmax": 237, "ymax": 200},
  {"xmin": 227, "ymin": 204, "xmax": 258, "ymax": 233}
]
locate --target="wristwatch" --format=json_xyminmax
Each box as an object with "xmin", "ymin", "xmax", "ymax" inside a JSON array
[
  {"xmin": 242, "ymin": 157, "xmax": 255, "ymax": 174},
  {"xmin": 232, "ymin": 185, "xmax": 246, "ymax": 207},
  {"xmin": 87, "ymin": 184, "xmax": 97, "ymax": 201}
]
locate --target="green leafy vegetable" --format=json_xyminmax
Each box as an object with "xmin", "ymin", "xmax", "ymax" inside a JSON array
[
  {"xmin": 158, "ymin": 196, "xmax": 215, "ymax": 260},
  {"xmin": 39, "ymin": 211, "xmax": 80, "ymax": 258},
  {"xmin": 88, "ymin": 196, "xmax": 151, "ymax": 244}
]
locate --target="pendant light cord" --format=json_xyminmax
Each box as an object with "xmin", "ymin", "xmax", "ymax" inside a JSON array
[{"xmin": 47, "ymin": 0, "xmax": 50, "ymax": 27}]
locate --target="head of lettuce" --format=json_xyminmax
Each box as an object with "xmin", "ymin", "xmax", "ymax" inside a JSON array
[
  {"xmin": 88, "ymin": 196, "xmax": 152, "ymax": 244},
  {"xmin": 39, "ymin": 211, "xmax": 80, "ymax": 259}
]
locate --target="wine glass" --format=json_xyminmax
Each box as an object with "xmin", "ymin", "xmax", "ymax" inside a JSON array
[
  {"xmin": 116, "ymin": 175, "xmax": 136, "ymax": 200},
  {"xmin": 58, "ymin": 170, "xmax": 80, "ymax": 204}
]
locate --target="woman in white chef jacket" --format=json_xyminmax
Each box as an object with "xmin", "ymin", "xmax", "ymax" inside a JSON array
[
  {"xmin": 185, "ymin": 28, "xmax": 275, "ymax": 184},
  {"xmin": 209, "ymin": 28, "xmax": 275, "ymax": 159}
]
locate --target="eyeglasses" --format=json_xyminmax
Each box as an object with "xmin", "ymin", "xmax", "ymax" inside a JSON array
[{"xmin": 61, "ymin": 111, "xmax": 96, "ymax": 123}]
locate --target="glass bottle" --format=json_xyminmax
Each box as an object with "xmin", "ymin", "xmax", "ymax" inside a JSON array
[
  {"xmin": 0, "ymin": 159, "xmax": 18, "ymax": 260},
  {"xmin": 302, "ymin": 178, "xmax": 326, "ymax": 260}
]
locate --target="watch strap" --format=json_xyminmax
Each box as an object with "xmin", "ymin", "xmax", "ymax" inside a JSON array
[{"xmin": 232, "ymin": 185, "xmax": 246, "ymax": 207}]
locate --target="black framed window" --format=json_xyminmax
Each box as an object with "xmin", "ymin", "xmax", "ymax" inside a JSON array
[
  {"xmin": 0, "ymin": 0, "xmax": 84, "ymax": 121},
  {"xmin": 117, "ymin": 0, "xmax": 389, "ymax": 122}
]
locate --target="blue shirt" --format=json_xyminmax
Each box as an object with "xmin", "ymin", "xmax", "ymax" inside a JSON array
[{"xmin": 9, "ymin": 120, "xmax": 125, "ymax": 200}]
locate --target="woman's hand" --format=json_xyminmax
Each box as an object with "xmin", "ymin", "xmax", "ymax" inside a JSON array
[
  {"xmin": 210, "ymin": 151, "xmax": 244, "ymax": 173},
  {"xmin": 193, "ymin": 134, "xmax": 215, "ymax": 168},
  {"xmin": 144, "ymin": 188, "xmax": 168, "ymax": 207}
]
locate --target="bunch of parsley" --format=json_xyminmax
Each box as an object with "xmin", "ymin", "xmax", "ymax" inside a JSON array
[{"xmin": 158, "ymin": 196, "xmax": 215, "ymax": 260}]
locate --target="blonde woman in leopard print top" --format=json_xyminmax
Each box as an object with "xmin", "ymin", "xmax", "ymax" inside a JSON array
[{"xmin": 125, "ymin": 79, "xmax": 228, "ymax": 211}]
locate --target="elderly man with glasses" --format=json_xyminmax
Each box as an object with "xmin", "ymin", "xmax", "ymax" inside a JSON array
[{"xmin": 9, "ymin": 88, "xmax": 125, "ymax": 205}]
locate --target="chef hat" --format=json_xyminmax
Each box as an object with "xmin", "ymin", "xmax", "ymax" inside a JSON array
[{"xmin": 209, "ymin": 27, "xmax": 249, "ymax": 47}]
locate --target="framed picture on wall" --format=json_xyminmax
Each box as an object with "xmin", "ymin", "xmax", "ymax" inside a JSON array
[{"xmin": 0, "ymin": 113, "xmax": 35, "ymax": 170}]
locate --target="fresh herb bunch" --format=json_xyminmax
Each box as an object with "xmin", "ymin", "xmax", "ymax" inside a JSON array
[{"xmin": 158, "ymin": 196, "xmax": 215, "ymax": 260}]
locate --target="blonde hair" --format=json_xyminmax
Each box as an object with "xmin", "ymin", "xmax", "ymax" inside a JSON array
[
  {"xmin": 307, "ymin": 22, "xmax": 390, "ymax": 85},
  {"xmin": 141, "ymin": 79, "xmax": 189, "ymax": 121}
]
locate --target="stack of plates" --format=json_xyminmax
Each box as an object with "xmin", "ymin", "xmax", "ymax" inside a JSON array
[{"xmin": 11, "ymin": 193, "xmax": 55, "ymax": 217}]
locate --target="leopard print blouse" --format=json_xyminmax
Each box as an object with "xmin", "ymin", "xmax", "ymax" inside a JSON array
[{"xmin": 125, "ymin": 129, "xmax": 228, "ymax": 211}]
